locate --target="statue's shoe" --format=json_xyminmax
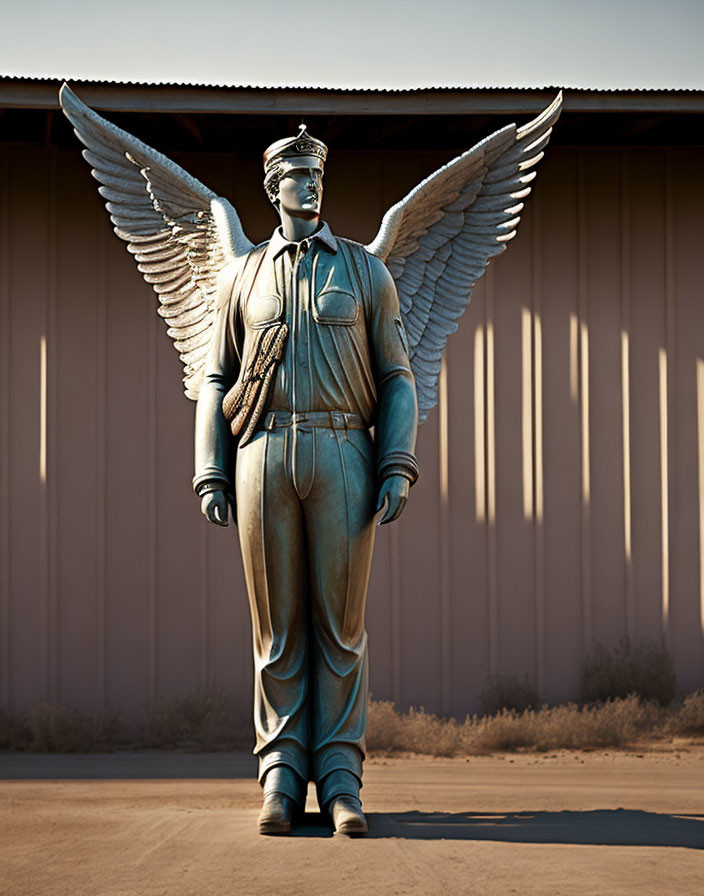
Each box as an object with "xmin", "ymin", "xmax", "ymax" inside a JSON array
[
  {"xmin": 329, "ymin": 796, "xmax": 368, "ymax": 836},
  {"xmin": 258, "ymin": 793, "xmax": 294, "ymax": 835}
]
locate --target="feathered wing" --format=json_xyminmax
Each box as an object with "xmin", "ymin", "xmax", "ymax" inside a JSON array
[
  {"xmin": 59, "ymin": 83, "xmax": 254, "ymax": 399},
  {"xmin": 366, "ymin": 93, "xmax": 562, "ymax": 423}
]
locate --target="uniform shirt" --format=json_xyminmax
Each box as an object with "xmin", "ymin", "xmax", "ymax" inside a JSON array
[{"xmin": 193, "ymin": 222, "xmax": 419, "ymax": 494}]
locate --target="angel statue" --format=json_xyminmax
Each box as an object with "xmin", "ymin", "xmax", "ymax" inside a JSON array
[{"xmin": 59, "ymin": 84, "xmax": 561, "ymax": 836}]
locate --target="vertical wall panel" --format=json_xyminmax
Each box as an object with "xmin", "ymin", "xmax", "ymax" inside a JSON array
[
  {"xmin": 629, "ymin": 151, "xmax": 667, "ymax": 644},
  {"xmin": 584, "ymin": 150, "xmax": 627, "ymax": 649},
  {"xmin": 447, "ymin": 278, "xmax": 489, "ymax": 717},
  {"xmin": 398, "ymin": 409, "xmax": 443, "ymax": 711},
  {"xmin": 104, "ymin": 202, "xmax": 152, "ymax": 715},
  {"xmin": 670, "ymin": 149, "xmax": 704, "ymax": 691},
  {"xmin": 1, "ymin": 148, "xmax": 11, "ymax": 708},
  {"xmin": 540, "ymin": 150, "xmax": 582, "ymax": 704},
  {"xmin": 8, "ymin": 148, "xmax": 49, "ymax": 709},
  {"xmin": 0, "ymin": 148, "xmax": 11, "ymax": 707},
  {"xmin": 531, "ymin": 194, "xmax": 546, "ymax": 697},
  {"xmin": 95, "ymin": 195, "xmax": 108, "ymax": 711},
  {"xmin": 493, "ymin": 202, "xmax": 536, "ymax": 681},
  {"xmin": 55, "ymin": 150, "xmax": 99, "ymax": 710}
]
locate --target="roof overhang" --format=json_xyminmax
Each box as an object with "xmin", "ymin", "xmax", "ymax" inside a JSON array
[{"xmin": 2, "ymin": 77, "xmax": 704, "ymax": 115}]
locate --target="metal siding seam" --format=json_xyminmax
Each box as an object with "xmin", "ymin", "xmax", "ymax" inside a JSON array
[
  {"xmin": 697, "ymin": 360, "xmax": 704, "ymax": 640},
  {"xmin": 620, "ymin": 152, "xmax": 635, "ymax": 641},
  {"xmin": 663, "ymin": 150, "xmax": 676, "ymax": 645},
  {"xmin": 95, "ymin": 212, "xmax": 107, "ymax": 710},
  {"xmin": 485, "ymin": 266, "xmax": 498, "ymax": 676},
  {"xmin": 578, "ymin": 150, "xmax": 593, "ymax": 656},
  {"xmin": 474, "ymin": 322, "xmax": 486, "ymax": 522},
  {"xmin": 532, "ymin": 196, "xmax": 546, "ymax": 698},
  {"xmin": 0, "ymin": 149, "xmax": 11, "ymax": 706},
  {"xmin": 389, "ymin": 520, "xmax": 401, "ymax": 706},
  {"xmin": 39, "ymin": 331, "xmax": 48, "ymax": 700},
  {"xmin": 146, "ymin": 290, "xmax": 158, "ymax": 703},
  {"xmin": 438, "ymin": 354, "xmax": 451, "ymax": 715},
  {"xmin": 199, "ymin": 516, "xmax": 209, "ymax": 686}
]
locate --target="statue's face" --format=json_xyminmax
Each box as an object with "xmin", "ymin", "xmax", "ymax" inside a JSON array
[{"xmin": 277, "ymin": 164, "xmax": 324, "ymax": 218}]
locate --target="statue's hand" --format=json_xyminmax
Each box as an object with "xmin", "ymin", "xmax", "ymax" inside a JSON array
[
  {"xmin": 375, "ymin": 474, "xmax": 410, "ymax": 525},
  {"xmin": 201, "ymin": 489, "xmax": 230, "ymax": 527}
]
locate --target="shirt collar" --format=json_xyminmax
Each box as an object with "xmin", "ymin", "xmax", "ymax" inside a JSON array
[{"xmin": 269, "ymin": 221, "xmax": 338, "ymax": 258}]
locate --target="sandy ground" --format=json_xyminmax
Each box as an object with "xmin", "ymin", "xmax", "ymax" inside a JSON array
[{"xmin": 2, "ymin": 747, "xmax": 703, "ymax": 896}]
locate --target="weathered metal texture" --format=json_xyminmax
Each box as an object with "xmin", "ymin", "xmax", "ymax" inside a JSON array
[{"xmin": 2, "ymin": 143, "xmax": 704, "ymax": 719}]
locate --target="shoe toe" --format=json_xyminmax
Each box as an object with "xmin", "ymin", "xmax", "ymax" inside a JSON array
[
  {"xmin": 258, "ymin": 794, "xmax": 293, "ymax": 835},
  {"xmin": 330, "ymin": 797, "xmax": 368, "ymax": 836}
]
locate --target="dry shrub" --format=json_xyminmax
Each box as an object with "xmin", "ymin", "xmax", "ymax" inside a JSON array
[
  {"xmin": 581, "ymin": 638, "xmax": 676, "ymax": 706},
  {"xmin": 669, "ymin": 690, "xmax": 704, "ymax": 736},
  {"xmin": 367, "ymin": 700, "xmax": 461, "ymax": 756},
  {"xmin": 1, "ymin": 703, "xmax": 122, "ymax": 752},
  {"xmin": 0, "ymin": 708, "xmax": 32, "ymax": 750},
  {"xmin": 479, "ymin": 673, "xmax": 539, "ymax": 716},
  {"xmin": 367, "ymin": 694, "xmax": 668, "ymax": 757},
  {"xmin": 463, "ymin": 696, "xmax": 665, "ymax": 754},
  {"xmin": 143, "ymin": 683, "xmax": 252, "ymax": 749}
]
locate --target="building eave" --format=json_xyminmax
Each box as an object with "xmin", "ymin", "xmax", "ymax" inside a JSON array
[{"xmin": 2, "ymin": 77, "xmax": 704, "ymax": 116}]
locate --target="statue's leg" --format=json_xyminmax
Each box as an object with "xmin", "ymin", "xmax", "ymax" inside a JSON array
[
  {"xmin": 302, "ymin": 426, "xmax": 377, "ymax": 809},
  {"xmin": 235, "ymin": 428, "xmax": 309, "ymax": 808}
]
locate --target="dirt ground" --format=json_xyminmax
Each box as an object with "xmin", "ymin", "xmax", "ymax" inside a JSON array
[{"xmin": 2, "ymin": 746, "xmax": 703, "ymax": 896}]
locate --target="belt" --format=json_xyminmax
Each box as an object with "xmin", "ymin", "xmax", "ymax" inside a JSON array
[{"xmin": 263, "ymin": 410, "xmax": 366, "ymax": 431}]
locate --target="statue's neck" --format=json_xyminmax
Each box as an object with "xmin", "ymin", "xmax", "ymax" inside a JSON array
[{"xmin": 279, "ymin": 210, "xmax": 320, "ymax": 242}]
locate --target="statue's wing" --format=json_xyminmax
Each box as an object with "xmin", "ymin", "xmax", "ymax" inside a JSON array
[
  {"xmin": 366, "ymin": 93, "xmax": 562, "ymax": 423},
  {"xmin": 59, "ymin": 83, "xmax": 254, "ymax": 399}
]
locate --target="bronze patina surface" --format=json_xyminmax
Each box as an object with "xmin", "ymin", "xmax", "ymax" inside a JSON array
[{"xmin": 59, "ymin": 85, "xmax": 561, "ymax": 835}]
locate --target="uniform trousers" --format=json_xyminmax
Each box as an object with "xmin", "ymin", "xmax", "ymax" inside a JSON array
[{"xmin": 235, "ymin": 411, "xmax": 377, "ymax": 808}]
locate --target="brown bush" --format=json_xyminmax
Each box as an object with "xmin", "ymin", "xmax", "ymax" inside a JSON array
[
  {"xmin": 367, "ymin": 694, "xmax": 670, "ymax": 757},
  {"xmin": 142, "ymin": 683, "xmax": 252, "ymax": 749},
  {"xmin": 479, "ymin": 673, "xmax": 539, "ymax": 716},
  {"xmin": 0, "ymin": 708, "xmax": 32, "ymax": 750},
  {"xmin": 580, "ymin": 638, "xmax": 676, "ymax": 706},
  {"xmin": 1, "ymin": 703, "xmax": 122, "ymax": 752},
  {"xmin": 669, "ymin": 690, "xmax": 704, "ymax": 736},
  {"xmin": 367, "ymin": 700, "xmax": 462, "ymax": 756}
]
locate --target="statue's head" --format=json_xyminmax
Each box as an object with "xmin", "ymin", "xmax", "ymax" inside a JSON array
[{"xmin": 263, "ymin": 124, "xmax": 327, "ymax": 218}]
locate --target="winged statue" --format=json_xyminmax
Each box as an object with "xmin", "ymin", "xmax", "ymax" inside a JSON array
[{"xmin": 59, "ymin": 83, "xmax": 561, "ymax": 837}]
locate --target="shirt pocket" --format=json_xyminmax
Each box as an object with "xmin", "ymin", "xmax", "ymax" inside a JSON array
[
  {"xmin": 313, "ymin": 287, "xmax": 359, "ymax": 326},
  {"xmin": 245, "ymin": 293, "xmax": 283, "ymax": 329}
]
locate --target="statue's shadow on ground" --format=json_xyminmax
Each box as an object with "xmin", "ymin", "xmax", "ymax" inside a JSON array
[{"xmin": 294, "ymin": 810, "xmax": 704, "ymax": 848}]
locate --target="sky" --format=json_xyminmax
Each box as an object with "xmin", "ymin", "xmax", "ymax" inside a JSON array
[{"xmin": 1, "ymin": 0, "xmax": 703, "ymax": 91}]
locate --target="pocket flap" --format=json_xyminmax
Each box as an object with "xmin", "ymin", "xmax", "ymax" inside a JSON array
[
  {"xmin": 313, "ymin": 287, "xmax": 359, "ymax": 325},
  {"xmin": 245, "ymin": 294, "xmax": 283, "ymax": 329}
]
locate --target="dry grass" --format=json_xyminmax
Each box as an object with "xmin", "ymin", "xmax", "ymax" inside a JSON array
[
  {"xmin": 2, "ymin": 684, "xmax": 703, "ymax": 756},
  {"xmin": 0, "ymin": 703, "xmax": 121, "ymax": 752},
  {"xmin": 0, "ymin": 683, "xmax": 253, "ymax": 752},
  {"xmin": 366, "ymin": 691, "xmax": 704, "ymax": 757}
]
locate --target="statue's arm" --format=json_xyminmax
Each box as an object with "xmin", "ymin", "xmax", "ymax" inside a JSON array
[
  {"xmin": 193, "ymin": 268, "xmax": 241, "ymax": 526},
  {"xmin": 367, "ymin": 256, "xmax": 419, "ymax": 524}
]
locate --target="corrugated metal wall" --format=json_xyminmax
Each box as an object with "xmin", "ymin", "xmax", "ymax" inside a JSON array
[{"xmin": 2, "ymin": 144, "xmax": 703, "ymax": 720}]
